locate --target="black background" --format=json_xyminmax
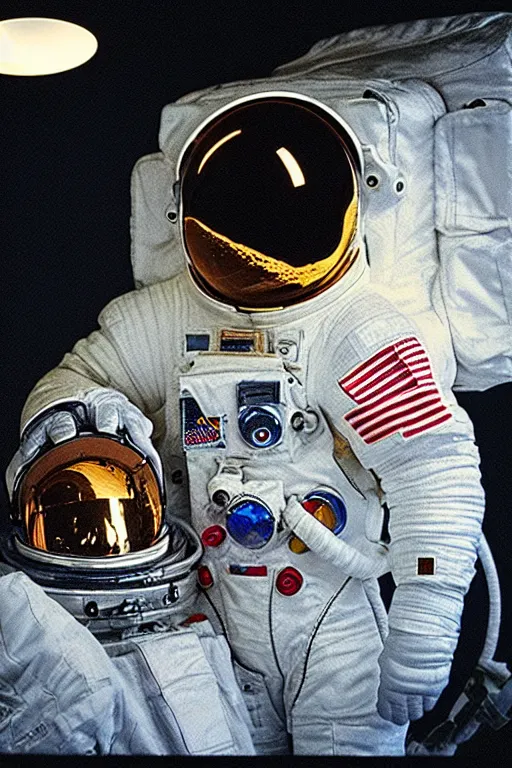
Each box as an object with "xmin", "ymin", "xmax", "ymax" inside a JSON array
[{"xmin": 1, "ymin": 0, "xmax": 511, "ymax": 760}]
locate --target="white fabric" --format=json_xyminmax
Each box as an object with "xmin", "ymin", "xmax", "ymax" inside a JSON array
[
  {"xmin": 377, "ymin": 584, "xmax": 464, "ymax": 724},
  {"xmin": 273, "ymin": 12, "xmax": 512, "ymax": 111},
  {"xmin": 0, "ymin": 572, "xmax": 254, "ymax": 755},
  {"xmin": 13, "ymin": 268, "xmax": 485, "ymax": 753},
  {"xmin": 130, "ymin": 153, "xmax": 185, "ymax": 287},
  {"xmin": 435, "ymin": 106, "xmax": 512, "ymax": 389}
]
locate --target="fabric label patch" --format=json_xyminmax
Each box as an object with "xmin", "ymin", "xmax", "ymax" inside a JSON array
[
  {"xmin": 186, "ymin": 334, "xmax": 210, "ymax": 352},
  {"xmin": 228, "ymin": 564, "xmax": 268, "ymax": 577},
  {"xmin": 219, "ymin": 329, "xmax": 264, "ymax": 353},
  {"xmin": 417, "ymin": 557, "xmax": 436, "ymax": 576},
  {"xmin": 181, "ymin": 396, "xmax": 224, "ymax": 449},
  {"xmin": 338, "ymin": 336, "xmax": 452, "ymax": 444}
]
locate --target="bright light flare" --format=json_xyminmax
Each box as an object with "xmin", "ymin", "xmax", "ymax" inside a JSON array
[
  {"xmin": 276, "ymin": 147, "xmax": 306, "ymax": 187},
  {"xmin": 0, "ymin": 18, "xmax": 98, "ymax": 76},
  {"xmin": 105, "ymin": 497, "xmax": 130, "ymax": 554},
  {"xmin": 198, "ymin": 130, "xmax": 242, "ymax": 173}
]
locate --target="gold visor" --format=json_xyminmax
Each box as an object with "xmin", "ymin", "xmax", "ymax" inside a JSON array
[
  {"xmin": 185, "ymin": 191, "xmax": 359, "ymax": 310},
  {"xmin": 17, "ymin": 436, "xmax": 162, "ymax": 557}
]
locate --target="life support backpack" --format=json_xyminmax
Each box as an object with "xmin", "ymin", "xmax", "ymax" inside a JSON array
[{"xmin": 130, "ymin": 11, "xmax": 512, "ymax": 392}]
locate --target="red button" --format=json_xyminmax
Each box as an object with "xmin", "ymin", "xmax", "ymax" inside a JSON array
[
  {"xmin": 276, "ymin": 566, "xmax": 303, "ymax": 596},
  {"xmin": 197, "ymin": 565, "xmax": 214, "ymax": 589},
  {"xmin": 302, "ymin": 498, "xmax": 320, "ymax": 514},
  {"xmin": 181, "ymin": 613, "xmax": 208, "ymax": 626},
  {"xmin": 201, "ymin": 525, "xmax": 226, "ymax": 548}
]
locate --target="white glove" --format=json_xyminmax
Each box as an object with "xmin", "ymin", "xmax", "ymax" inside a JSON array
[
  {"xmin": 6, "ymin": 388, "xmax": 162, "ymax": 498},
  {"xmin": 377, "ymin": 584, "xmax": 462, "ymax": 725}
]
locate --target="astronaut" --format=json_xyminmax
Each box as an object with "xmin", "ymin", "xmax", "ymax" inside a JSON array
[
  {"xmin": 0, "ymin": 410, "xmax": 255, "ymax": 755},
  {"xmin": 5, "ymin": 93, "xmax": 485, "ymax": 756}
]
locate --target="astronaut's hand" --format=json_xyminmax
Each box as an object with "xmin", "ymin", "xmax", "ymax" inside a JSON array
[
  {"xmin": 377, "ymin": 584, "xmax": 461, "ymax": 725},
  {"xmin": 377, "ymin": 627, "xmax": 455, "ymax": 724},
  {"xmin": 6, "ymin": 387, "xmax": 162, "ymax": 497},
  {"xmin": 80, "ymin": 389, "xmax": 163, "ymax": 483}
]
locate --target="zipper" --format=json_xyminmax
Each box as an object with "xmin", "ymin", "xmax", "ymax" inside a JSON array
[
  {"xmin": 290, "ymin": 576, "xmax": 351, "ymax": 712},
  {"xmin": 268, "ymin": 578, "xmax": 287, "ymax": 684}
]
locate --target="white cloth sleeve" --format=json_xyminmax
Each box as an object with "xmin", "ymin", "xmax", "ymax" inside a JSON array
[
  {"xmin": 20, "ymin": 284, "xmax": 171, "ymax": 433},
  {"xmin": 314, "ymin": 289, "xmax": 485, "ymax": 723}
]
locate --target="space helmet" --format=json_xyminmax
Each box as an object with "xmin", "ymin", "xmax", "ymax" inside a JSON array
[
  {"xmin": 175, "ymin": 92, "xmax": 363, "ymax": 311},
  {"xmin": 2, "ymin": 429, "xmax": 202, "ymax": 637}
]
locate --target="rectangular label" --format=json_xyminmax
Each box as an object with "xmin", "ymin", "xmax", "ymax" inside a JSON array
[
  {"xmin": 228, "ymin": 564, "xmax": 268, "ymax": 577},
  {"xmin": 219, "ymin": 329, "xmax": 264, "ymax": 353}
]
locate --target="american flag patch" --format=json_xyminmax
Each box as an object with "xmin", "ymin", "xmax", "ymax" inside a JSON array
[{"xmin": 338, "ymin": 336, "xmax": 453, "ymax": 445}]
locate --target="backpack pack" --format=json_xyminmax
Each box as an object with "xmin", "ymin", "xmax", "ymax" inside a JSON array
[{"xmin": 130, "ymin": 11, "xmax": 512, "ymax": 391}]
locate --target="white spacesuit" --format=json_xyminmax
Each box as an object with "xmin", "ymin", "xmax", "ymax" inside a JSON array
[
  {"xmin": 1, "ymin": 408, "xmax": 255, "ymax": 755},
  {"xmin": 5, "ymin": 93, "xmax": 485, "ymax": 756}
]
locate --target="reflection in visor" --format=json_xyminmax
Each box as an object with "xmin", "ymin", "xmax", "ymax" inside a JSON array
[
  {"xmin": 275, "ymin": 147, "xmax": 306, "ymax": 187},
  {"xmin": 185, "ymin": 192, "xmax": 358, "ymax": 310},
  {"xmin": 31, "ymin": 497, "xmax": 148, "ymax": 556},
  {"xmin": 18, "ymin": 438, "xmax": 162, "ymax": 557},
  {"xmin": 198, "ymin": 129, "xmax": 242, "ymax": 174}
]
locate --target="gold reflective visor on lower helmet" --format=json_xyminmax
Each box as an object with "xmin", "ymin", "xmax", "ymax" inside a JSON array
[{"xmin": 16, "ymin": 436, "xmax": 162, "ymax": 557}]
